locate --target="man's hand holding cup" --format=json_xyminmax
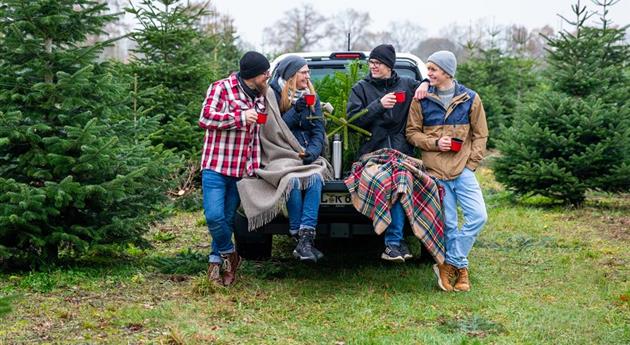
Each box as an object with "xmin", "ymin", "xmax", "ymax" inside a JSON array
[
  {"xmin": 244, "ymin": 109, "xmax": 259, "ymax": 125},
  {"xmin": 438, "ymin": 136, "xmax": 452, "ymax": 152}
]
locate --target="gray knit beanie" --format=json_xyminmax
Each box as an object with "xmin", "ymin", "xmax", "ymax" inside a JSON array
[
  {"xmin": 427, "ymin": 50, "xmax": 457, "ymax": 77},
  {"xmin": 275, "ymin": 55, "xmax": 308, "ymax": 80}
]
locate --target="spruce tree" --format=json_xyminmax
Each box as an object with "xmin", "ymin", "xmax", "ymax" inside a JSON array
[
  {"xmin": 457, "ymin": 47, "xmax": 539, "ymax": 147},
  {"xmin": 126, "ymin": 0, "xmax": 240, "ymax": 159},
  {"xmin": 0, "ymin": 0, "xmax": 177, "ymax": 266},
  {"xmin": 493, "ymin": 0, "xmax": 630, "ymax": 205}
]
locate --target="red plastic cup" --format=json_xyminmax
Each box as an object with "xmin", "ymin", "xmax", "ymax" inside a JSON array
[
  {"xmin": 450, "ymin": 138, "xmax": 463, "ymax": 152},
  {"xmin": 394, "ymin": 91, "xmax": 406, "ymax": 103},
  {"xmin": 256, "ymin": 113, "xmax": 268, "ymax": 124},
  {"xmin": 304, "ymin": 94, "xmax": 316, "ymax": 106}
]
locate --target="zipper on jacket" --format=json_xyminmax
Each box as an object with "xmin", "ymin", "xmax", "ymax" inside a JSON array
[{"xmin": 302, "ymin": 132, "xmax": 308, "ymax": 147}]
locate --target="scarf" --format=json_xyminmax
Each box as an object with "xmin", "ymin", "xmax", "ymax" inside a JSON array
[
  {"xmin": 277, "ymin": 77, "xmax": 308, "ymax": 103},
  {"xmin": 237, "ymin": 87, "xmax": 333, "ymax": 230}
]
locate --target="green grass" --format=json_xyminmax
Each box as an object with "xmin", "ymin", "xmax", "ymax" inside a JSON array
[{"xmin": 1, "ymin": 167, "xmax": 628, "ymax": 344}]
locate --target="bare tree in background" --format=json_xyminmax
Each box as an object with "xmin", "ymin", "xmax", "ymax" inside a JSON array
[
  {"xmin": 324, "ymin": 9, "xmax": 371, "ymax": 50},
  {"xmin": 445, "ymin": 19, "xmax": 489, "ymax": 51},
  {"xmin": 359, "ymin": 31, "xmax": 390, "ymax": 50},
  {"xmin": 446, "ymin": 20, "xmax": 554, "ymax": 59},
  {"xmin": 191, "ymin": 1, "xmax": 234, "ymax": 35},
  {"xmin": 506, "ymin": 25, "xmax": 530, "ymax": 56},
  {"xmin": 413, "ymin": 37, "xmax": 460, "ymax": 61},
  {"xmin": 356, "ymin": 21, "xmax": 425, "ymax": 52},
  {"xmin": 262, "ymin": 4, "xmax": 327, "ymax": 54},
  {"xmin": 383, "ymin": 20, "xmax": 426, "ymax": 52},
  {"xmin": 526, "ymin": 25, "xmax": 555, "ymax": 58}
]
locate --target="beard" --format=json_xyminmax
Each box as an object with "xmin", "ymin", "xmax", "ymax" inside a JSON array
[{"xmin": 254, "ymin": 80, "xmax": 268, "ymax": 95}]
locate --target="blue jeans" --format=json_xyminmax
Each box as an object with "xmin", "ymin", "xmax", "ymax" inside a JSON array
[
  {"xmin": 384, "ymin": 200, "xmax": 405, "ymax": 246},
  {"xmin": 438, "ymin": 168, "xmax": 487, "ymax": 269},
  {"xmin": 202, "ymin": 169, "xmax": 240, "ymax": 264},
  {"xmin": 286, "ymin": 175, "xmax": 323, "ymax": 235}
]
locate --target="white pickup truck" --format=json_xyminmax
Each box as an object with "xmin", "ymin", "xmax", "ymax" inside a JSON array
[{"xmin": 234, "ymin": 51, "xmax": 428, "ymax": 260}]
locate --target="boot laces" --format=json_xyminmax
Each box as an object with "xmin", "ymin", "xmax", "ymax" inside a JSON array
[
  {"xmin": 447, "ymin": 265, "xmax": 457, "ymax": 279},
  {"xmin": 300, "ymin": 229, "xmax": 315, "ymax": 249},
  {"xmin": 222, "ymin": 255, "xmax": 232, "ymax": 272}
]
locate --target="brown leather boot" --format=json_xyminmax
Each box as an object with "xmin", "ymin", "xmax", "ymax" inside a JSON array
[
  {"xmin": 433, "ymin": 263, "xmax": 456, "ymax": 291},
  {"xmin": 207, "ymin": 263, "xmax": 223, "ymax": 287},
  {"xmin": 454, "ymin": 267, "xmax": 471, "ymax": 292},
  {"xmin": 221, "ymin": 251, "xmax": 242, "ymax": 287}
]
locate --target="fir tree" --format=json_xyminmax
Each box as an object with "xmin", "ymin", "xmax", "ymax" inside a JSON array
[
  {"xmin": 126, "ymin": 0, "xmax": 240, "ymax": 159},
  {"xmin": 0, "ymin": 0, "xmax": 177, "ymax": 266},
  {"xmin": 493, "ymin": 0, "xmax": 630, "ymax": 205},
  {"xmin": 314, "ymin": 60, "xmax": 369, "ymax": 172}
]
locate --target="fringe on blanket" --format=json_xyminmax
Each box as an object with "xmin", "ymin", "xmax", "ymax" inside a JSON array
[{"xmin": 247, "ymin": 173, "xmax": 324, "ymax": 231}]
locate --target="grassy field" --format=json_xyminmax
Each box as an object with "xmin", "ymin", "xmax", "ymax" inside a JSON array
[{"xmin": 1, "ymin": 167, "xmax": 628, "ymax": 344}]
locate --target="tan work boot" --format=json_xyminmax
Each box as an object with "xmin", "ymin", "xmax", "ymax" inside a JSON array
[
  {"xmin": 433, "ymin": 263, "xmax": 456, "ymax": 291},
  {"xmin": 221, "ymin": 251, "xmax": 242, "ymax": 287},
  {"xmin": 454, "ymin": 267, "xmax": 471, "ymax": 292},
  {"xmin": 207, "ymin": 263, "xmax": 223, "ymax": 287}
]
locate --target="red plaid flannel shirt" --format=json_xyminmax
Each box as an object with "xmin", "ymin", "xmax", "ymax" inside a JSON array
[{"xmin": 199, "ymin": 73, "xmax": 265, "ymax": 177}]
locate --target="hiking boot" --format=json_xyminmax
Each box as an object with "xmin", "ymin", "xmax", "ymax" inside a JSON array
[
  {"xmin": 207, "ymin": 263, "xmax": 223, "ymax": 287},
  {"xmin": 291, "ymin": 231, "xmax": 322, "ymax": 259},
  {"xmin": 290, "ymin": 231, "xmax": 299, "ymax": 242},
  {"xmin": 311, "ymin": 246, "xmax": 324, "ymax": 261},
  {"xmin": 293, "ymin": 228, "xmax": 318, "ymax": 262},
  {"xmin": 454, "ymin": 267, "xmax": 471, "ymax": 292},
  {"xmin": 433, "ymin": 263, "xmax": 456, "ymax": 291},
  {"xmin": 221, "ymin": 251, "xmax": 241, "ymax": 287},
  {"xmin": 400, "ymin": 241, "xmax": 413, "ymax": 260},
  {"xmin": 381, "ymin": 244, "xmax": 405, "ymax": 263}
]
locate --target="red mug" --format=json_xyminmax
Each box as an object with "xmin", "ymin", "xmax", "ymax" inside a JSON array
[
  {"xmin": 394, "ymin": 91, "xmax": 406, "ymax": 103},
  {"xmin": 450, "ymin": 138, "xmax": 463, "ymax": 152},
  {"xmin": 304, "ymin": 94, "xmax": 316, "ymax": 106},
  {"xmin": 256, "ymin": 113, "xmax": 268, "ymax": 124}
]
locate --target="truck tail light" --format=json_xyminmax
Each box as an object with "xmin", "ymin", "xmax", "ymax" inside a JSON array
[{"xmin": 329, "ymin": 52, "xmax": 365, "ymax": 60}]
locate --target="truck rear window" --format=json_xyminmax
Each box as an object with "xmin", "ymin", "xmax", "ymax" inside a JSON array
[{"xmin": 309, "ymin": 65, "xmax": 419, "ymax": 82}]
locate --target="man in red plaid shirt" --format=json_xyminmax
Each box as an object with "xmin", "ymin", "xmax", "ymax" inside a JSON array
[{"xmin": 199, "ymin": 51, "xmax": 270, "ymax": 287}]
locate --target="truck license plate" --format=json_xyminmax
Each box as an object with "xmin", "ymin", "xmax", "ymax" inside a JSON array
[{"xmin": 321, "ymin": 192, "xmax": 352, "ymax": 205}]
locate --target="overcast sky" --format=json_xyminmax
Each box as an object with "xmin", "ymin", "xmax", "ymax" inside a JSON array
[{"xmin": 213, "ymin": 0, "xmax": 630, "ymax": 51}]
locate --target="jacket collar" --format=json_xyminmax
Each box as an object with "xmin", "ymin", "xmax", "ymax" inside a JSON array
[
  {"xmin": 425, "ymin": 80, "xmax": 472, "ymax": 117},
  {"xmin": 228, "ymin": 72, "xmax": 240, "ymax": 87},
  {"xmin": 365, "ymin": 70, "xmax": 400, "ymax": 88},
  {"xmin": 427, "ymin": 80, "xmax": 466, "ymax": 97},
  {"xmin": 234, "ymin": 72, "xmax": 260, "ymax": 100}
]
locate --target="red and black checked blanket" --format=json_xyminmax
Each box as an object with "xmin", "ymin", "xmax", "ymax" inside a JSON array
[{"xmin": 344, "ymin": 148, "xmax": 445, "ymax": 263}]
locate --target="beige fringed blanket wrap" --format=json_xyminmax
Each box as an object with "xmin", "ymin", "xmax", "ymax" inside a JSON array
[{"xmin": 237, "ymin": 88, "xmax": 332, "ymax": 231}]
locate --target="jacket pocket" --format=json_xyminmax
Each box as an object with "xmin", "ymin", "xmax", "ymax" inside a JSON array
[{"xmin": 450, "ymin": 124, "xmax": 470, "ymax": 142}]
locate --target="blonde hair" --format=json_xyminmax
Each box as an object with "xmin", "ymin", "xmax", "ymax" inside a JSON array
[{"xmin": 279, "ymin": 76, "xmax": 317, "ymax": 113}]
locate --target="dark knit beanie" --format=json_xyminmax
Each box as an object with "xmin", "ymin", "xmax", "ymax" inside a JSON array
[
  {"xmin": 239, "ymin": 51, "xmax": 270, "ymax": 79},
  {"xmin": 369, "ymin": 44, "xmax": 396, "ymax": 69}
]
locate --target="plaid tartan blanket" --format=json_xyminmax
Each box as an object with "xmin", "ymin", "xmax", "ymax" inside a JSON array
[{"xmin": 344, "ymin": 148, "xmax": 445, "ymax": 263}]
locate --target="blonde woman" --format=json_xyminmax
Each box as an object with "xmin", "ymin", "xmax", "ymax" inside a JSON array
[{"xmin": 269, "ymin": 55, "xmax": 326, "ymax": 262}]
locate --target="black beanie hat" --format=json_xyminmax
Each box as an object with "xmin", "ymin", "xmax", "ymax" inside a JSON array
[
  {"xmin": 239, "ymin": 51, "xmax": 270, "ymax": 79},
  {"xmin": 369, "ymin": 44, "xmax": 396, "ymax": 69}
]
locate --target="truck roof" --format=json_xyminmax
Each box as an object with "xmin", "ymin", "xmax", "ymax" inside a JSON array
[{"xmin": 270, "ymin": 51, "xmax": 428, "ymax": 81}]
